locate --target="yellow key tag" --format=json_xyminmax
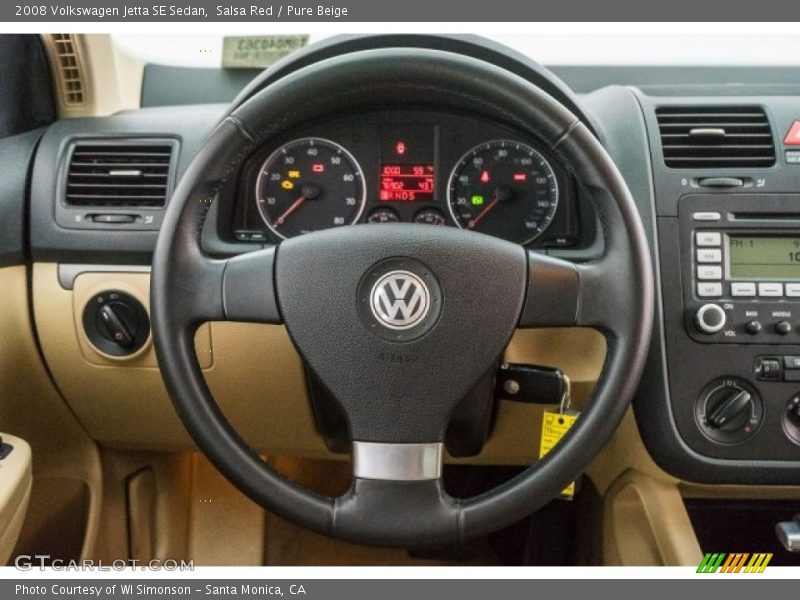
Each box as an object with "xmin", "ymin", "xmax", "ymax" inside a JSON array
[{"xmin": 540, "ymin": 410, "xmax": 579, "ymax": 499}]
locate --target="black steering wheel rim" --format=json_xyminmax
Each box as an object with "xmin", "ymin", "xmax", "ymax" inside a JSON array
[{"xmin": 151, "ymin": 46, "xmax": 653, "ymax": 547}]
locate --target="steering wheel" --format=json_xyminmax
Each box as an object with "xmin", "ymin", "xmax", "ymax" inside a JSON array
[{"xmin": 151, "ymin": 47, "xmax": 653, "ymax": 547}]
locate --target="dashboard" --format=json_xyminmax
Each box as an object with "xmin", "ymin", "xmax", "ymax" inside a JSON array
[
  {"xmin": 223, "ymin": 110, "xmax": 592, "ymax": 250},
  {"xmin": 12, "ymin": 34, "xmax": 800, "ymax": 487}
]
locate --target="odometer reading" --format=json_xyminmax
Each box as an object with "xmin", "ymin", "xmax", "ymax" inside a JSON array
[
  {"xmin": 379, "ymin": 164, "xmax": 435, "ymax": 202},
  {"xmin": 447, "ymin": 140, "xmax": 559, "ymax": 244},
  {"xmin": 255, "ymin": 138, "xmax": 366, "ymax": 239}
]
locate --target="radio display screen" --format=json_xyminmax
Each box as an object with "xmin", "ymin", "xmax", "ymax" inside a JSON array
[{"xmin": 728, "ymin": 236, "xmax": 800, "ymax": 280}]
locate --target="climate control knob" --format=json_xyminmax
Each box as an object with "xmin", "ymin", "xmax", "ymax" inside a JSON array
[
  {"xmin": 695, "ymin": 378, "xmax": 763, "ymax": 444},
  {"xmin": 694, "ymin": 303, "xmax": 726, "ymax": 334}
]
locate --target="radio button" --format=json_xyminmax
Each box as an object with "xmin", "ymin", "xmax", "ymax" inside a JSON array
[
  {"xmin": 786, "ymin": 283, "xmax": 800, "ymax": 297},
  {"xmin": 745, "ymin": 320, "xmax": 763, "ymax": 335},
  {"xmin": 696, "ymin": 231, "xmax": 722, "ymax": 247},
  {"xmin": 697, "ymin": 265, "xmax": 722, "ymax": 280},
  {"xmin": 731, "ymin": 282, "xmax": 757, "ymax": 297},
  {"xmin": 697, "ymin": 249, "xmax": 722, "ymax": 263},
  {"xmin": 693, "ymin": 212, "xmax": 722, "ymax": 221},
  {"xmin": 758, "ymin": 283, "xmax": 784, "ymax": 297},
  {"xmin": 698, "ymin": 282, "xmax": 723, "ymax": 297}
]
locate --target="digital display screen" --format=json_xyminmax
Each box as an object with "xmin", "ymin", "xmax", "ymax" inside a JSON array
[
  {"xmin": 379, "ymin": 164, "xmax": 435, "ymax": 202},
  {"xmin": 728, "ymin": 236, "xmax": 800, "ymax": 280}
]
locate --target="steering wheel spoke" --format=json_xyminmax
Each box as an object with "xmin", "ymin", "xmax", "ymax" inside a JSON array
[
  {"xmin": 221, "ymin": 247, "xmax": 282, "ymax": 324},
  {"xmin": 166, "ymin": 247, "xmax": 282, "ymax": 327},
  {"xmin": 520, "ymin": 251, "xmax": 625, "ymax": 332},
  {"xmin": 519, "ymin": 251, "xmax": 580, "ymax": 328},
  {"xmin": 352, "ymin": 441, "xmax": 444, "ymax": 481},
  {"xmin": 334, "ymin": 450, "xmax": 459, "ymax": 546}
]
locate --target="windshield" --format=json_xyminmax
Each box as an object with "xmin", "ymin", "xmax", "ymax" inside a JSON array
[{"xmin": 112, "ymin": 29, "xmax": 800, "ymax": 68}]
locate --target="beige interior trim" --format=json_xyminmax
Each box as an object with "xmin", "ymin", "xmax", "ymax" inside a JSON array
[
  {"xmin": 70, "ymin": 272, "xmax": 212, "ymax": 368},
  {"xmin": 603, "ymin": 470, "xmax": 702, "ymax": 566},
  {"xmin": 187, "ymin": 454, "xmax": 266, "ymax": 565},
  {"xmin": 41, "ymin": 34, "xmax": 143, "ymax": 118},
  {"xmin": 90, "ymin": 451, "xmax": 194, "ymax": 563},
  {"xmin": 34, "ymin": 262, "xmax": 611, "ymax": 464},
  {"xmin": 0, "ymin": 434, "xmax": 32, "ymax": 565},
  {"xmin": 0, "ymin": 265, "xmax": 102, "ymax": 561}
]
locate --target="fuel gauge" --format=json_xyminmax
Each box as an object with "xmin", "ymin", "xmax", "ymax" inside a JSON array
[{"xmin": 414, "ymin": 208, "xmax": 446, "ymax": 226}]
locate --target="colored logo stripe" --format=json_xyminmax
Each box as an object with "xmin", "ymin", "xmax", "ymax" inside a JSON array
[
  {"xmin": 697, "ymin": 552, "xmax": 772, "ymax": 573},
  {"xmin": 720, "ymin": 553, "xmax": 749, "ymax": 573},
  {"xmin": 745, "ymin": 553, "xmax": 773, "ymax": 573},
  {"xmin": 697, "ymin": 553, "xmax": 726, "ymax": 573}
]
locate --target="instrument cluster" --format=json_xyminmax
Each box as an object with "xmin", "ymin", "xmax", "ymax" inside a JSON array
[{"xmin": 229, "ymin": 110, "xmax": 583, "ymax": 248}]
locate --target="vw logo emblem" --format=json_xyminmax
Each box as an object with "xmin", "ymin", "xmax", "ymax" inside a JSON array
[{"xmin": 370, "ymin": 270, "xmax": 431, "ymax": 330}]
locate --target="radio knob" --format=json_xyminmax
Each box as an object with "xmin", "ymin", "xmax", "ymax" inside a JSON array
[
  {"xmin": 777, "ymin": 321, "xmax": 793, "ymax": 336},
  {"xmin": 695, "ymin": 304, "xmax": 726, "ymax": 334}
]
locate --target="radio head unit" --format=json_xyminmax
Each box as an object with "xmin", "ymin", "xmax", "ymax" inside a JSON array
[{"xmin": 681, "ymin": 194, "xmax": 800, "ymax": 344}]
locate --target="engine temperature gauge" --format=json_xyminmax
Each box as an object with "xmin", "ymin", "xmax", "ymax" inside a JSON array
[{"xmin": 414, "ymin": 208, "xmax": 446, "ymax": 226}]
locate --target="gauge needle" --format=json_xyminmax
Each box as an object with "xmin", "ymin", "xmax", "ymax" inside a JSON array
[
  {"xmin": 468, "ymin": 186, "xmax": 513, "ymax": 229},
  {"xmin": 468, "ymin": 195, "xmax": 500, "ymax": 229},
  {"xmin": 274, "ymin": 195, "xmax": 307, "ymax": 226}
]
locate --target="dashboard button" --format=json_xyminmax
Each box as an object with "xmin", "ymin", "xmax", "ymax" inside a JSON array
[
  {"xmin": 745, "ymin": 320, "xmax": 763, "ymax": 335},
  {"xmin": 696, "ymin": 231, "xmax": 722, "ymax": 247},
  {"xmin": 731, "ymin": 282, "xmax": 756, "ymax": 297},
  {"xmin": 692, "ymin": 212, "xmax": 721, "ymax": 221},
  {"xmin": 784, "ymin": 121, "xmax": 800, "ymax": 146},
  {"xmin": 786, "ymin": 283, "xmax": 800, "ymax": 297},
  {"xmin": 697, "ymin": 265, "xmax": 722, "ymax": 280},
  {"xmin": 755, "ymin": 357, "xmax": 782, "ymax": 380},
  {"xmin": 784, "ymin": 356, "xmax": 800, "ymax": 370},
  {"xmin": 697, "ymin": 249, "xmax": 722, "ymax": 263},
  {"xmin": 697, "ymin": 282, "xmax": 722, "ymax": 297},
  {"xmin": 758, "ymin": 283, "xmax": 784, "ymax": 297}
]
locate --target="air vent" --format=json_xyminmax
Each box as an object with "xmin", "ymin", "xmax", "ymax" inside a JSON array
[
  {"xmin": 49, "ymin": 34, "xmax": 86, "ymax": 106},
  {"xmin": 656, "ymin": 106, "xmax": 775, "ymax": 169},
  {"xmin": 64, "ymin": 140, "xmax": 176, "ymax": 207}
]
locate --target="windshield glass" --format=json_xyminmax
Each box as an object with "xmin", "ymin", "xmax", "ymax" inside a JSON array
[{"xmin": 112, "ymin": 29, "xmax": 800, "ymax": 68}]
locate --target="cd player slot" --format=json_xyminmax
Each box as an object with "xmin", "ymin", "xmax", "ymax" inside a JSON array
[{"xmin": 729, "ymin": 212, "xmax": 800, "ymax": 223}]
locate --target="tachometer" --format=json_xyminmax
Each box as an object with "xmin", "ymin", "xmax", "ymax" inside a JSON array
[
  {"xmin": 255, "ymin": 138, "xmax": 366, "ymax": 239},
  {"xmin": 447, "ymin": 140, "xmax": 559, "ymax": 244}
]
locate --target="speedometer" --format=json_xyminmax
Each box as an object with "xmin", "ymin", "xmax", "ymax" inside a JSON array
[
  {"xmin": 255, "ymin": 138, "xmax": 366, "ymax": 239},
  {"xmin": 447, "ymin": 140, "xmax": 559, "ymax": 244}
]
